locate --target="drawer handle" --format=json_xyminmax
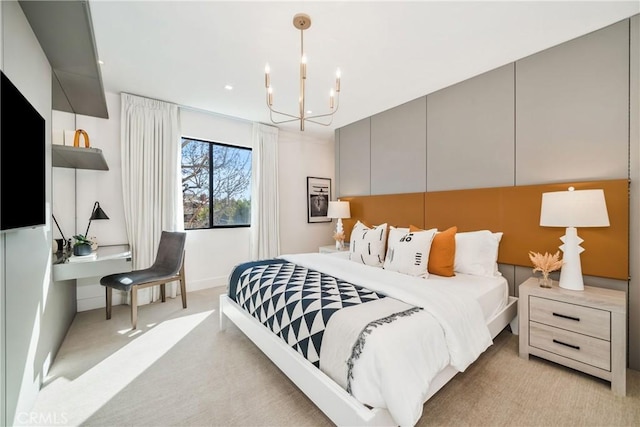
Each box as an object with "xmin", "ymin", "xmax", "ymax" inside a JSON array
[
  {"xmin": 553, "ymin": 339, "xmax": 580, "ymax": 350},
  {"xmin": 553, "ymin": 312, "xmax": 580, "ymax": 322}
]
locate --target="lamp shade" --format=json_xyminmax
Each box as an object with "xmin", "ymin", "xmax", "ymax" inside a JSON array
[
  {"xmin": 91, "ymin": 204, "xmax": 109, "ymax": 220},
  {"xmin": 540, "ymin": 189, "xmax": 609, "ymax": 228},
  {"xmin": 84, "ymin": 201, "xmax": 110, "ymax": 238},
  {"xmin": 327, "ymin": 201, "xmax": 350, "ymax": 219}
]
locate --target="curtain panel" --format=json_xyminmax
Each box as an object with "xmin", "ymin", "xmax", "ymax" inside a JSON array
[
  {"xmin": 121, "ymin": 93, "xmax": 183, "ymax": 304},
  {"xmin": 251, "ymin": 123, "xmax": 280, "ymax": 260}
]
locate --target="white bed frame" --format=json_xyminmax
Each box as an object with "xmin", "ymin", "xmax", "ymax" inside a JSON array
[{"xmin": 220, "ymin": 293, "xmax": 518, "ymax": 426}]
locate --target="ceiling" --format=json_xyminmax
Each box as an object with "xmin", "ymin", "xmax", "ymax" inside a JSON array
[{"xmin": 88, "ymin": 1, "xmax": 639, "ymax": 139}]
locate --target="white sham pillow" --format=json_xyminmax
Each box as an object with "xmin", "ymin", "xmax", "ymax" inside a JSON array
[
  {"xmin": 454, "ymin": 230, "xmax": 503, "ymax": 277},
  {"xmin": 349, "ymin": 221, "xmax": 388, "ymax": 267},
  {"xmin": 383, "ymin": 227, "xmax": 437, "ymax": 277}
]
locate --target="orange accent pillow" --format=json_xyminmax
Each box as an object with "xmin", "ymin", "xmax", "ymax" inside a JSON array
[{"xmin": 411, "ymin": 225, "xmax": 457, "ymax": 277}]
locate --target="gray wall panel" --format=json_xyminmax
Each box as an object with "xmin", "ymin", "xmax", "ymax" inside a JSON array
[
  {"xmin": 426, "ymin": 64, "xmax": 515, "ymax": 191},
  {"xmin": 370, "ymin": 97, "xmax": 426, "ymax": 195},
  {"xmin": 629, "ymin": 14, "xmax": 639, "ymax": 370},
  {"xmin": 338, "ymin": 118, "xmax": 371, "ymax": 197},
  {"xmin": 515, "ymin": 20, "xmax": 629, "ymax": 185},
  {"xmin": 2, "ymin": 1, "xmax": 75, "ymax": 423}
]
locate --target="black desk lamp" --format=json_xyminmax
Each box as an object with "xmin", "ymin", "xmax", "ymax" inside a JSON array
[{"xmin": 85, "ymin": 201, "xmax": 109, "ymax": 238}]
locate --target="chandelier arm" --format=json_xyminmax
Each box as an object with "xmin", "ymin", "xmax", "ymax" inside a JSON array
[
  {"xmin": 306, "ymin": 103, "xmax": 340, "ymax": 120},
  {"xmin": 267, "ymin": 105, "xmax": 302, "ymax": 120},
  {"xmin": 271, "ymin": 117, "xmax": 304, "ymax": 125},
  {"xmin": 305, "ymin": 112, "xmax": 336, "ymax": 121},
  {"xmin": 269, "ymin": 111, "xmax": 304, "ymax": 125},
  {"xmin": 304, "ymin": 117, "xmax": 334, "ymax": 127},
  {"xmin": 306, "ymin": 102, "xmax": 340, "ymax": 121}
]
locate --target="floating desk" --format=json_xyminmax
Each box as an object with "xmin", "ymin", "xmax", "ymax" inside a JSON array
[
  {"xmin": 53, "ymin": 245, "xmax": 132, "ymax": 311},
  {"xmin": 53, "ymin": 244, "xmax": 132, "ymax": 281}
]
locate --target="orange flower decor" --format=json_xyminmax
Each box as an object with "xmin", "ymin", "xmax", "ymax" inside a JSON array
[{"xmin": 528, "ymin": 251, "xmax": 563, "ymax": 287}]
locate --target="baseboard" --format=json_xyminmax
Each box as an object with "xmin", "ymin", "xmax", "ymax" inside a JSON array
[
  {"xmin": 77, "ymin": 292, "xmax": 125, "ymax": 312},
  {"xmin": 187, "ymin": 275, "xmax": 227, "ymax": 292},
  {"xmin": 77, "ymin": 276, "xmax": 227, "ymax": 312}
]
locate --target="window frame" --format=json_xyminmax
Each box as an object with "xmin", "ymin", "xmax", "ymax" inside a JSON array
[{"xmin": 181, "ymin": 136, "xmax": 252, "ymax": 230}]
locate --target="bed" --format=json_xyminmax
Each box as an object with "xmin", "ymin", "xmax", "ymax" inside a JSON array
[
  {"xmin": 220, "ymin": 229, "xmax": 518, "ymax": 427},
  {"xmin": 218, "ymin": 180, "xmax": 626, "ymax": 425}
]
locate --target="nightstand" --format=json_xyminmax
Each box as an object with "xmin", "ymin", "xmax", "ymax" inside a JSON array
[
  {"xmin": 319, "ymin": 244, "xmax": 349, "ymax": 254},
  {"xmin": 518, "ymin": 277, "xmax": 626, "ymax": 395}
]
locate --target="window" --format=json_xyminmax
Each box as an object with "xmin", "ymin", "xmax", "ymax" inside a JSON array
[{"xmin": 182, "ymin": 137, "xmax": 252, "ymax": 229}]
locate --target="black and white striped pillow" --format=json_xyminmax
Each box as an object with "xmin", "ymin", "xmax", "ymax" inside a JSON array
[
  {"xmin": 349, "ymin": 221, "xmax": 388, "ymax": 267},
  {"xmin": 383, "ymin": 227, "xmax": 437, "ymax": 277}
]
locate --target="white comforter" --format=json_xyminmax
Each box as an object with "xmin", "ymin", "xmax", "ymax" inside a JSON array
[{"xmin": 281, "ymin": 253, "xmax": 493, "ymax": 427}]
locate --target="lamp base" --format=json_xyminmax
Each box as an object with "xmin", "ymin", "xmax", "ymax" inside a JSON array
[
  {"xmin": 334, "ymin": 218, "xmax": 345, "ymax": 250},
  {"xmin": 558, "ymin": 227, "xmax": 585, "ymax": 291}
]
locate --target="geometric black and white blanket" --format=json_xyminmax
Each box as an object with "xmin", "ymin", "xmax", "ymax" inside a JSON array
[{"xmin": 228, "ymin": 259, "xmax": 387, "ymax": 367}]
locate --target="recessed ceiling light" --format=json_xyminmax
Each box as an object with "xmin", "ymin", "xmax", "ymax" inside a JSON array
[
  {"xmin": 224, "ymin": 84, "xmax": 233, "ymax": 90},
  {"xmin": 98, "ymin": 60, "xmax": 104, "ymax": 65},
  {"xmin": 306, "ymin": 110, "xmax": 312, "ymax": 114}
]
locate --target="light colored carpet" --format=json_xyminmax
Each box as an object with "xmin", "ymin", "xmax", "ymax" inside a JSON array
[{"xmin": 26, "ymin": 286, "xmax": 639, "ymax": 427}]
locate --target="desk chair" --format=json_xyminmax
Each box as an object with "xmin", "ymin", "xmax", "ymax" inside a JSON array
[{"xmin": 100, "ymin": 231, "xmax": 187, "ymax": 329}]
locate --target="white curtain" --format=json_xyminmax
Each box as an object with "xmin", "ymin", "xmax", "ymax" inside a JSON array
[
  {"xmin": 251, "ymin": 123, "xmax": 280, "ymax": 260},
  {"xmin": 120, "ymin": 93, "xmax": 183, "ymax": 305}
]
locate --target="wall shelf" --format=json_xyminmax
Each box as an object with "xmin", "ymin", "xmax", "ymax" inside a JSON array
[{"xmin": 52, "ymin": 145, "xmax": 109, "ymax": 170}]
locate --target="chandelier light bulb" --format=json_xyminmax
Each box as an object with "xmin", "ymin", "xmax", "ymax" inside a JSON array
[
  {"xmin": 301, "ymin": 54, "xmax": 307, "ymax": 79},
  {"xmin": 264, "ymin": 63, "xmax": 270, "ymax": 88}
]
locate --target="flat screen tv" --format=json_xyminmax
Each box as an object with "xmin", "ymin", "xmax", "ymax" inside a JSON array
[{"xmin": 1, "ymin": 70, "xmax": 46, "ymax": 232}]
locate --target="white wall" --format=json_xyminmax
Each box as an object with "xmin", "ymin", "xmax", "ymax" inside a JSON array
[
  {"xmin": 278, "ymin": 130, "xmax": 335, "ymax": 255},
  {"xmin": 51, "ymin": 97, "xmax": 336, "ymax": 309},
  {"xmin": 179, "ymin": 108, "xmax": 254, "ymax": 290},
  {"xmin": 52, "ymin": 93, "xmax": 128, "ymax": 311},
  {"xmin": 52, "ymin": 94, "xmax": 128, "ymax": 247}
]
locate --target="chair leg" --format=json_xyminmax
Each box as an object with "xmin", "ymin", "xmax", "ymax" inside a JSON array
[
  {"xmin": 131, "ymin": 286, "xmax": 138, "ymax": 330},
  {"xmin": 160, "ymin": 283, "xmax": 166, "ymax": 302},
  {"xmin": 179, "ymin": 263, "xmax": 187, "ymax": 309},
  {"xmin": 106, "ymin": 286, "xmax": 112, "ymax": 320},
  {"xmin": 180, "ymin": 279, "xmax": 187, "ymax": 309}
]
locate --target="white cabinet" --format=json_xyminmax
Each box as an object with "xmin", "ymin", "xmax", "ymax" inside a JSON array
[{"xmin": 518, "ymin": 277, "xmax": 626, "ymax": 395}]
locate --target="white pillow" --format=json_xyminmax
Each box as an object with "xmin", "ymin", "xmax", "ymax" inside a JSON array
[
  {"xmin": 454, "ymin": 230, "xmax": 503, "ymax": 277},
  {"xmin": 383, "ymin": 227, "xmax": 437, "ymax": 277},
  {"xmin": 349, "ymin": 221, "xmax": 388, "ymax": 267}
]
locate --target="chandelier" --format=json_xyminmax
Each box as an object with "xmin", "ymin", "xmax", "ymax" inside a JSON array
[{"xmin": 264, "ymin": 13, "xmax": 341, "ymax": 131}]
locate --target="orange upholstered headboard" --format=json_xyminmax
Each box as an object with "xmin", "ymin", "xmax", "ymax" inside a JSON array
[{"xmin": 340, "ymin": 179, "xmax": 628, "ymax": 280}]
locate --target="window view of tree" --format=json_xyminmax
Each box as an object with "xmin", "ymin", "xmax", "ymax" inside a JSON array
[{"xmin": 182, "ymin": 138, "xmax": 251, "ymax": 229}]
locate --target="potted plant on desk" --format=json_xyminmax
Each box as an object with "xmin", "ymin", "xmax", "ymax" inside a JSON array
[{"xmin": 72, "ymin": 235, "xmax": 94, "ymax": 256}]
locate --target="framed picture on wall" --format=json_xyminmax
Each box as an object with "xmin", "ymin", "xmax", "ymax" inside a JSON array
[{"xmin": 307, "ymin": 177, "xmax": 331, "ymax": 223}]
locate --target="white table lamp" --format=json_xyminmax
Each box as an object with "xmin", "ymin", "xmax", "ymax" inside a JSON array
[
  {"xmin": 540, "ymin": 187, "xmax": 609, "ymax": 291},
  {"xmin": 327, "ymin": 200, "xmax": 351, "ymax": 249}
]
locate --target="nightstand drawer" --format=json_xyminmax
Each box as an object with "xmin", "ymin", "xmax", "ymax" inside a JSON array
[
  {"xmin": 529, "ymin": 296, "xmax": 610, "ymax": 340},
  {"xmin": 530, "ymin": 322, "xmax": 610, "ymax": 371}
]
